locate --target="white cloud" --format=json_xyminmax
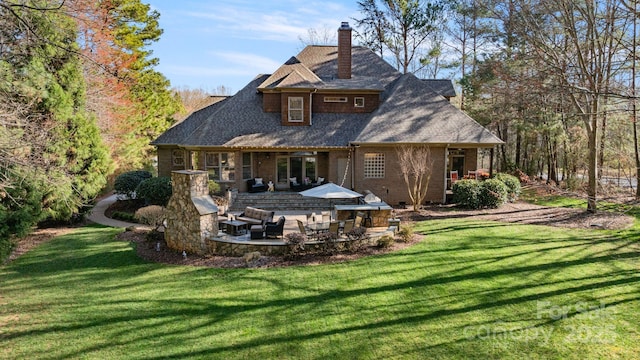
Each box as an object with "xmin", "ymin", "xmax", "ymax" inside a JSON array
[
  {"xmin": 181, "ymin": 1, "xmax": 358, "ymax": 43},
  {"xmin": 163, "ymin": 51, "xmax": 282, "ymax": 78},
  {"xmin": 211, "ymin": 52, "xmax": 283, "ymax": 73}
]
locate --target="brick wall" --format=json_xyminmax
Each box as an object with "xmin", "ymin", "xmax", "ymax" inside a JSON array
[
  {"xmin": 313, "ymin": 93, "xmax": 378, "ymax": 113},
  {"xmin": 263, "ymin": 93, "xmax": 280, "ymax": 112},
  {"xmin": 352, "ymin": 145, "xmax": 448, "ymax": 206}
]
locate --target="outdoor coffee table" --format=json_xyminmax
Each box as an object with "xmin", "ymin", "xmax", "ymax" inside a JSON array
[{"xmin": 222, "ymin": 220, "xmax": 248, "ymax": 236}]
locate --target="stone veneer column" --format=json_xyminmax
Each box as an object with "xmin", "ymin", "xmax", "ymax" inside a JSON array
[{"xmin": 165, "ymin": 170, "xmax": 218, "ymax": 255}]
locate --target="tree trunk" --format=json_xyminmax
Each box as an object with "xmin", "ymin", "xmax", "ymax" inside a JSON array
[{"xmin": 587, "ymin": 113, "xmax": 598, "ymax": 212}]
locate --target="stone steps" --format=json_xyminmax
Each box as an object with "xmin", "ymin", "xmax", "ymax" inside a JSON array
[{"xmin": 229, "ymin": 192, "xmax": 357, "ymax": 212}]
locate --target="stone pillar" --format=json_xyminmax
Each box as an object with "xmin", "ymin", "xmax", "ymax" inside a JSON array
[{"xmin": 165, "ymin": 170, "xmax": 219, "ymax": 255}]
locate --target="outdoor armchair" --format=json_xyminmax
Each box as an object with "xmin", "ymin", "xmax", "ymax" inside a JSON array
[{"xmin": 265, "ymin": 216, "xmax": 286, "ymax": 239}]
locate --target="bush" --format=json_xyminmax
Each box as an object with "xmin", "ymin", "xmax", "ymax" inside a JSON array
[
  {"xmin": 284, "ymin": 232, "xmax": 307, "ymax": 258},
  {"xmin": 114, "ymin": 170, "xmax": 152, "ymax": 198},
  {"xmin": 397, "ymin": 225, "xmax": 414, "ymax": 243},
  {"xmin": 344, "ymin": 227, "xmax": 369, "ymax": 253},
  {"xmin": 493, "ymin": 173, "xmax": 521, "ymax": 202},
  {"xmin": 479, "ymin": 178, "xmax": 509, "ymax": 208},
  {"xmin": 135, "ymin": 177, "xmax": 172, "ymax": 206},
  {"xmin": 111, "ymin": 211, "xmax": 136, "ymax": 222},
  {"xmin": 452, "ymin": 179, "xmax": 481, "ymax": 209},
  {"xmin": 208, "ymin": 180, "xmax": 221, "ymax": 195},
  {"xmin": 0, "ymin": 172, "xmax": 44, "ymax": 262},
  {"xmin": 377, "ymin": 235, "xmax": 395, "ymax": 248},
  {"xmin": 134, "ymin": 206, "xmax": 166, "ymax": 230},
  {"xmin": 316, "ymin": 232, "xmax": 339, "ymax": 255}
]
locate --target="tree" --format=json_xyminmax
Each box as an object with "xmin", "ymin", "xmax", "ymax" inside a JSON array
[
  {"xmin": 0, "ymin": 0, "xmax": 111, "ymax": 224},
  {"xmin": 72, "ymin": 0, "xmax": 181, "ymax": 171},
  {"xmin": 354, "ymin": 0, "xmax": 448, "ymax": 74},
  {"xmin": 396, "ymin": 145, "xmax": 433, "ymax": 211},
  {"xmin": 298, "ymin": 25, "xmax": 337, "ymax": 48},
  {"xmin": 512, "ymin": 0, "xmax": 632, "ymax": 211}
]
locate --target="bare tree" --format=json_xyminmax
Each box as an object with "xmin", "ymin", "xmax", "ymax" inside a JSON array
[
  {"xmin": 298, "ymin": 25, "xmax": 337, "ymax": 48},
  {"xmin": 354, "ymin": 0, "xmax": 447, "ymax": 74},
  {"xmin": 513, "ymin": 0, "xmax": 632, "ymax": 212},
  {"xmin": 396, "ymin": 145, "xmax": 433, "ymax": 211}
]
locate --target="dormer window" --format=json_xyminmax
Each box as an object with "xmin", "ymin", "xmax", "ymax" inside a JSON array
[
  {"xmin": 354, "ymin": 97, "xmax": 365, "ymax": 108},
  {"xmin": 288, "ymin": 97, "xmax": 304, "ymax": 122}
]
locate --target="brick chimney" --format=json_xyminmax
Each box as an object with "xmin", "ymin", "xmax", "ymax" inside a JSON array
[{"xmin": 337, "ymin": 21, "xmax": 352, "ymax": 79}]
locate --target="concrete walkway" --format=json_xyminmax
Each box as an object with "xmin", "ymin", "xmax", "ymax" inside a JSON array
[{"xmin": 87, "ymin": 194, "xmax": 151, "ymax": 230}]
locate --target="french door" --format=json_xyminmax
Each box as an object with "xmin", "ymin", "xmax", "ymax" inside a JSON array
[{"xmin": 276, "ymin": 155, "xmax": 317, "ymax": 186}]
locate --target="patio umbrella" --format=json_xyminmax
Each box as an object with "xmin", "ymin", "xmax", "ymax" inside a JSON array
[
  {"xmin": 298, "ymin": 182, "xmax": 363, "ymax": 199},
  {"xmin": 299, "ymin": 183, "xmax": 363, "ymax": 220}
]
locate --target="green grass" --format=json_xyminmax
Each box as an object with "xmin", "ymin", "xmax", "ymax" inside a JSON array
[{"xmin": 1, "ymin": 221, "xmax": 639, "ymax": 359}]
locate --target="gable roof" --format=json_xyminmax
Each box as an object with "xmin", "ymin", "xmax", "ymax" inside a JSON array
[{"xmin": 152, "ymin": 45, "xmax": 502, "ymax": 148}]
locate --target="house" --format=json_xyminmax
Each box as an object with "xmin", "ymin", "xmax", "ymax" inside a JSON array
[{"xmin": 152, "ymin": 22, "xmax": 502, "ymax": 205}]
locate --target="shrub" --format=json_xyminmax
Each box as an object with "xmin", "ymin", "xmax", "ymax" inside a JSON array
[
  {"xmin": 316, "ymin": 232, "xmax": 339, "ymax": 255},
  {"xmin": 134, "ymin": 206, "xmax": 166, "ymax": 230},
  {"xmin": 0, "ymin": 172, "xmax": 44, "ymax": 262},
  {"xmin": 452, "ymin": 179, "xmax": 481, "ymax": 209},
  {"xmin": 377, "ymin": 235, "xmax": 395, "ymax": 248},
  {"xmin": 114, "ymin": 170, "xmax": 152, "ymax": 198},
  {"xmin": 493, "ymin": 173, "xmax": 521, "ymax": 202},
  {"xmin": 344, "ymin": 227, "xmax": 369, "ymax": 253},
  {"xmin": 208, "ymin": 180, "xmax": 221, "ymax": 195},
  {"xmin": 479, "ymin": 178, "xmax": 509, "ymax": 208},
  {"xmin": 397, "ymin": 225, "xmax": 414, "ymax": 243},
  {"xmin": 111, "ymin": 211, "xmax": 136, "ymax": 222},
  {"xmin": 136, "ymin": 177, "xmax": 172, "ymax": 206},
  {"xmin": 284, "ymin": 232, "xmax": 307, "ymax": 258}
]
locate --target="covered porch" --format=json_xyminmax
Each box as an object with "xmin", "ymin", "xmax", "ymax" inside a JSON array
[{"xmin": 176, "ymin": 147, "xmax": 351, "ymax": 193}]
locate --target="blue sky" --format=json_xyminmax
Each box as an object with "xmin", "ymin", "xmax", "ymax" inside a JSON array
[{"xmin": 146, "ymin": 1, "xmax": 361, "ymax": 94}]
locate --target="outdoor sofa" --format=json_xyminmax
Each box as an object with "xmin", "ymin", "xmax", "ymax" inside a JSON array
[{"xmin": 236, "ymin": 206, "xmax": 275, "ymax": 226}]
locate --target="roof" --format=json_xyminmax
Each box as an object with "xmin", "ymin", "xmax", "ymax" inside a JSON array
[
  {"xmin": 152, "ymin": 45, "xmax": 502, "ymax": 148},
  {"xmin": 356, "ymin": 75, "xmax": 502, "ymax": 145},
  {"xmin": 422, "ymin": 79, "xmax": 457, "ymax": 98}
]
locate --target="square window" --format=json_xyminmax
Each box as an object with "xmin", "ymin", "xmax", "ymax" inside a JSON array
[
  {"xmin": 354, "ymin": 97, "xmax": 365, "ymax": 108},
  {"xmin": 364, "ymin": 153, "xmax": 384, "ymax": 178}
]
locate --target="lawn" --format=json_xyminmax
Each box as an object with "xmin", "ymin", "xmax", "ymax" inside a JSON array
[{"xmin": 1, "ymin": 217, "xmax": 639, "ymax": 359}]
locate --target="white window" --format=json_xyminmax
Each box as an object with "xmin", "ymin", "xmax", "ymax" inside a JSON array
[
  {"xmin": 288, "ymin": 97, "xmax": 304, "ymax": 122},
  {"xmin": 205, "ymin": 152, "xmax": 235, "ymax": 181},
  {"xmin": 324, "ymin": 96, "xmax": 348, "ymax": 103},
  {"xmin": 172, "ymin": 149, "xmax": 184, "ymax": 166},
  {"xmin": 364, "ymin": 153, "xmax": 384, "ymax": 178},
  {"xmin": 354, "ymin": 97, "xmax": 365, "ymax": 108}
]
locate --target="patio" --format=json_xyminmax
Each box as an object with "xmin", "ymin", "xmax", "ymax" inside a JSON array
[{"xmin": 207, "ymin": 210, "xmax": 395, "ymax": 257}]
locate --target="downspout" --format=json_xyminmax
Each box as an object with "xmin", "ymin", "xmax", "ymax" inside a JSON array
[
  {"xmin": 309, "ymin": 89, "xmax": 317, "ymax": 126},
  {"xmin": 443, "ymin": 145, "xmax": 449, "ymax": 204}
]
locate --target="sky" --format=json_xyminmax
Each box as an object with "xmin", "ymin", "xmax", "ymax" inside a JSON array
[{"xmin": 145, "ymin": 1, "xmax": 361, "ymax": 94}]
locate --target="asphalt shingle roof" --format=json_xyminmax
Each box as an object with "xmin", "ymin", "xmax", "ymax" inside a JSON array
[{"xmin": 152, "ymin": 45, "xmax": 502, "ymax": 148}]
